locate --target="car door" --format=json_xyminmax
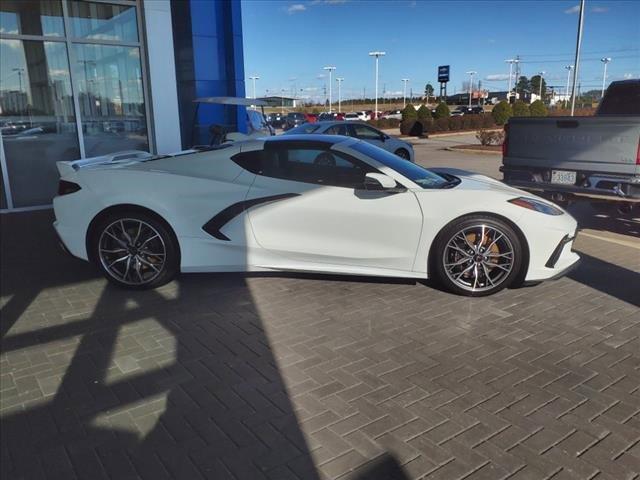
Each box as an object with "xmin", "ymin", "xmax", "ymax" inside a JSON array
[{"xmin": 236, "ymin": 142, "xmax": 423, "ymax": 271}]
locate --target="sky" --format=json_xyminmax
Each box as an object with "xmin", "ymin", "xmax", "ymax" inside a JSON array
[{"xmin": 241, "ymin": 0, "xmax": 640, "ymax": 101}]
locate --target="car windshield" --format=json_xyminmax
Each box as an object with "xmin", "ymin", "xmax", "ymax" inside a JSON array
[
  {"xmin": 350, "ymin": 141, "xmax": 452, "ymax": 189},
  {"xmin": 282, "ymin": 124, "xmax": 321, "ymax": 134},
  {"xmin": 289, "ymin": 113, "xmax": 304, "ymax": 119}
]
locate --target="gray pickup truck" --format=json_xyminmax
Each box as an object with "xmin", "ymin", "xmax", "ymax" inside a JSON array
[{"xmin": 501, "ymin": 79, "xmax": 640, "ymax": 212}]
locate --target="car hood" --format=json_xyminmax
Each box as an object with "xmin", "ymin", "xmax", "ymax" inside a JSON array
[{"xmin": 429, "ymin": 168, "xmax": 529, "ymax": 196}]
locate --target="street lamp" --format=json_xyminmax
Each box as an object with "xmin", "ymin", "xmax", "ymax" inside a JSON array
[
  {"xmin": 505, "ymin": 58, "xmax": 519, "ymax": 101},
  {"xmin": 368, "ymin": 51, "xmax": 386, "ymax": 119},
  {"xmin": 466, "ymin": 71, "xmax": 476, "ymax": 107},
  {"xmin": 565, "ymin": 65, "xmax": 574, "ymax": 101},
  {"xmin": 401, "ymin": 78, "xmax": 409, "ymax": 107},
  {"xmin": 538, "ymin": 71, "xmax": 545, "ymax": 99},
  {"xmin": 248, "ymin": 75, "xmax": 260, "ymax": 100},
  {"xmin": 323, "ymin": 66, "xmax": 336, "ymax": 113},
  {"xmin": 336, "ymin": 77, "xmax": 344, "ymax": 113},
  {"xmin": 600, "ymin": 57, "xmax": 611, "ymax": 99}
]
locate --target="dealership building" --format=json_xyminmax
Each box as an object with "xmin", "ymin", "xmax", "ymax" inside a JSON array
[{"xmin": 0, "ymin": 0, "xmax": 246, "ymax": 211}]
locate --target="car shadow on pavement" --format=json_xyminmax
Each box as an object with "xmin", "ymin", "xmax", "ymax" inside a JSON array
[{"xmin": 0, "ymin": 210, "xmax": 413, "ymax": 479}]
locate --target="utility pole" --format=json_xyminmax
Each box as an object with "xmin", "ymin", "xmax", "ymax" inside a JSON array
[
  {"xmin": 565, "ymin": 65, "xmax": 574, "ymax": 104},
  {"xmin": 466, "ymin": 71, "xmax": 476, "ymax": 107},
  {"xmin": 538, "ymin": 71, "xmax": 545, "ymax": 99},
  {"xmin": 368, "ymin": 51, "xmax": 386, "ymax": 119},
  {"xmin": 505, "ymin": 58, "xmax": 519, "ymax": 102},
  {"xmin": 336, "ymin": 77, "xmax": 344, "ymax": 113},
  {"xmin": 401, "ymin": 78, "xmax": 409, "ymax": 107},
  {"xmin": 323, "ymin": 66, "xmax": 336, "ymax": 113},
  {"xmin": 248, "ymin": 75, "xmax": 259, "ymax": 102},
  {"xmin": 600, "ymin": 57, "xmax": 611, "ymax": 99},
  {"xmin": 570, "ymin": 0, "xmax": 585, "ymax": 116}
]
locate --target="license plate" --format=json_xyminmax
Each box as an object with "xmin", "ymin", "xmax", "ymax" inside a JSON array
[{"xmin": 551, "ymin": 170, "xmax": 576, "ymax": 185}]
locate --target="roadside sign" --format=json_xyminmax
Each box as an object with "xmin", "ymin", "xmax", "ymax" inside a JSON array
[{"xmin": 438, "ymin": 65, "xmax": 450, "ymax": 83}]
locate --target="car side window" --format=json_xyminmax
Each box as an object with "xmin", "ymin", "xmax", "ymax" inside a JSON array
[
  {"xmin": 352, "ymin": 124, "xmax": 382, "ymax": 140},
  {"xmin": 233, "ymin": 147, "xmax": 377, "ymax": 189},
  {"xmin": 325, "ymin": 125, "xmax": 348, "ymax": 135}
]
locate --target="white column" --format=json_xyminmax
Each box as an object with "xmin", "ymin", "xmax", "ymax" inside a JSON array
[{"xmin": 143, "ymin": 0, "xmax": 181, "ymax": 153}]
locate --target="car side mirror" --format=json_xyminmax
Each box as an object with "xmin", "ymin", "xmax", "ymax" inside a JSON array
[
  {"xmin": 380, "ymin": 133, "xmax": 388, "ymax": 142},
  {"xmin": 364, "ymin": 172, "xmax": 397, "ymax": 190}
]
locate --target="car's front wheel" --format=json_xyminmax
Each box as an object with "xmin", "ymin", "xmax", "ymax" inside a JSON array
[
  {"xmin": 395, "ymin": 148, "xmax": 410, "ymax": 161},
  {"xmin": 92, "ymin": 211, "xmax": 179, "ymax": 289},
  {"xmin": 432, "ymin": 215, "xmax": 523, "ymax": 297}
]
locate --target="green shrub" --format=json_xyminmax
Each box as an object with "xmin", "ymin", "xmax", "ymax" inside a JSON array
[
  {"xmin": 401, "ymin": 104, "xmax": 417, "ymax": 121},
  {"xmin": 512, "ymin": 100, "xmax": 530, "ymax": 117},
  {"xmin": 433, "ymin": 102, "xmax": 450, "ymax": 119},
  {"xmin": 492, "ymin": 101, "xmax": 512, "ymax": 125},
  {"xmin": 529, "ymin": 100, "xmax": 548, "ymax": 117},
  {"xmin": 462, "ymin": 115, "xmax": 483, "ymax": 130},
  {"xmin": 448, "ymin": 116, "xmax": 463, "ymax": 131},
  {"xmin": 481, "ymin": 114, "xmax": 495, "ymax": 128},
  {"xmin": 431, "ymin": 117, "xmax": 449, "ymax": 132},
  {"xmin": 400, "ymin": 120, "xmax": 420, "ymax": 136},
  {"xmin": 416, "ymin": 104, "xmax": 431, "ymax": 120}
]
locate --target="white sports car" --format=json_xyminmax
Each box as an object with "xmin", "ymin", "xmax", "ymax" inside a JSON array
[{"xmin": 53, "ymin": 136, "xmax": 580, "ymax": 296}]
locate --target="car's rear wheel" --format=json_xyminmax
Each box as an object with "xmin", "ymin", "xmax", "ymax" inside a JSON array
[
  {"xmin": 395, "ymin": 148, "xmax": 410, "ymax": 160},
  {"xmin": 432, "ymin": 215, "xmax": 523, "ymax": 297},
  {"xmin": 92, "ymin": 211, "xmax": 179, "ymax": 289}
]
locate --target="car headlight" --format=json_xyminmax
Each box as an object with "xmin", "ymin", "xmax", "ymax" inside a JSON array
[{"xmin": 508, "ymin": 197, "xmax": 564, "ymax": 215}]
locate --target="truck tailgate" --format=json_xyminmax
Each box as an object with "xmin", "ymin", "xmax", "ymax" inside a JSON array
[{"xmin": 504, "ymin": 116, "xmax": 640, "ymax": 176}]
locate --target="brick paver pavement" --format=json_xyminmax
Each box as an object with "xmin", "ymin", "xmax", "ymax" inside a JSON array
[{"xmin": 1, "ymin": 210, "xmax": 639, "ymax": 480}]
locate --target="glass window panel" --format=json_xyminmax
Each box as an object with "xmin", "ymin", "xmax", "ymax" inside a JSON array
[
  {"xmin": 0, "ymin": 39, "xmax": 80, "ymax": 207},
  {"xmin": 73, "ymin": 43, "xmax": 147, "ymax": 157},
  {"xmin": 68, "ymin": 1, "xmax": 138, "ymax": 43},
  {"xmin": 0, "ymin": 0, "xmax": 64, "ymax": 37}
]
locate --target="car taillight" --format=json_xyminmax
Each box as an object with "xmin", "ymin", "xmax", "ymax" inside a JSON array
[
  {"xmin": 58, "ymin": 180, "xmax": 81, "ymax": 196},
  {"xmin": 502, "ymin": 123, "xmax": 509, "ymax": 157},
  {"xmin": 636, "ymin": 136, "xmax": 640, "ymax": 165}
]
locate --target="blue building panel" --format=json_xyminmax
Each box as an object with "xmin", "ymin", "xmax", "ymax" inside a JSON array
[{"xmin": 171, "ymin": 0, "xmax": 246, "ymax": 147}]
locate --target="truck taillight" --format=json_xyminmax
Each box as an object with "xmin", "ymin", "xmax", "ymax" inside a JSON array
[{"xmin": 502, "ymin": 123, "xmax": 509, "ymax": 157}]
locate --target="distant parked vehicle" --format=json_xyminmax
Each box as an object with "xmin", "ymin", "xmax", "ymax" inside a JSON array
[
  {"xmin": 357, "ymin": 111, "xmax": 370, "ymax": 121},
  {"xmin": 304, "ymin": 113, "xmax": 318, "ymax": 123},
  {"xmin": 318, "ymin": 112, "xmax": 345, "ymax": 122},
  {"xmin": 451, "ymin": 106, "xmax": 484, "ymax": 116},
  {"xmin": 284, "ymin": 112, "xmax": 306, "ymax": 130},
  {"xmin": 267, "ymin": 112, "xmax": 286, "ymax": 129},
  {"xmin": 344, "ymin": 112, "xmax": 361, "ymax": 121},
  {"xmin": 382, "ymin": 110, "xmax": 402, "ymax": 120},
  {"xmin": 282, "ymin": 120, "xmax": 415, "ymax": 162},
  {"xmin": 502, "ymin": 79, "xmax": 640, "ymax": 211}
]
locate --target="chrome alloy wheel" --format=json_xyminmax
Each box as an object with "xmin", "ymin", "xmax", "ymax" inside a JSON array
[
  {"xmin": 98, "ymin": 218, "xmax": 166, "ymax": 286},
  {"xmin": 442, "ymin": 224, "xmax": 514, "ymax": 293}
]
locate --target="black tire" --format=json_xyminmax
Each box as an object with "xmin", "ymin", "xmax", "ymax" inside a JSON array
[
  {"xmin": 90, "ymin": 210, "xmax": 179, "ymax": 289},
  {"xmin": 431, "ymin": 214, "xmax": 524, "ymax": 297},
  {"xmin": 395, "ymin": 148, "xmax": 410, "ymax": 160}
]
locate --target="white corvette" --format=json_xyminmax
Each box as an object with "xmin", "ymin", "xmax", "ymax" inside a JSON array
[{"xmin": 53, "ymin": 135, "xmax": 580, "ymax": 296}]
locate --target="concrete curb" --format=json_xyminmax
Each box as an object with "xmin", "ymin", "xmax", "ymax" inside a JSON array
[{"xmin": 445, "ymin": 147, "xmax": 502, "ymax": 155}]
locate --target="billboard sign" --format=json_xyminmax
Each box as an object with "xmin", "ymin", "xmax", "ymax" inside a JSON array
[{"xmin": 438, "ymin": 65, "xmax": 450, "ymax": 83}]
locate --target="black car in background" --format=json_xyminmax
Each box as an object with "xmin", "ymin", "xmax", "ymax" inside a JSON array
[
  {"xmin": 266, "ymin": 112, "xmax": 286, "ymax": 129},
  {"xmin": 283, "ymin": 112, "xmax": 306, "ymax": 130},
  {"xmin": 451, "ymin": 105, "xmax": 484, "ymax": 116}
]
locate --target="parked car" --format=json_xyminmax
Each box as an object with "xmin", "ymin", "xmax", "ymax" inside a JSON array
[
  {"xmin": 304, "ymin": 113, "xmax": 318, "ymax": 123},
  {"xmin": 343, "ymin": 112, "xmax": 361, "ymax": 121},
  {"xmin": 382, "ymin": 110, "xmax": 402, "ymax": 120},
  {"xmin": 54, "ymin": 136, "xmax": 579, "ymax": 296},
  {"xmin": 501, "ymin": 79, "xmax": 640, "ymax": 211},
  {"xmin": 267, "ymin": 112, "xmax": 286, "ymax": 129},
  {"xmin": 451, "ymin": 106, "xmax": 484, "ymax": 116},
  {"xmin": 318, "ymin": 112, "xmax": 344, "ymax": 122},
  {"xmin": 357, "ymin": 111, "xmax": 370, "ymax": 121},
  {"xmin": 282, "ymin": 121, "xmax": 415, "ymax": 162},
  {"xmin": 283, "ymin": 112, "xmax": 306, "ymax": 130}
]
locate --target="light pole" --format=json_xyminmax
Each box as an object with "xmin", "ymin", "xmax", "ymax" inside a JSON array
[
  {"xmin": 368, "ymin": 51, "xmax": 386, "ymax": 119},
  {"xmin": 248, "ymin": 75, "xmax": 260, "ymax": 100},
  {"xmin": 401, "ymin": 78, "xmax": 409, "ymax": 107},
  {"xmin": 280, "ymin": 88, "xmax": 285, "ymax": 114},
  {"xmin": 466, "ymin": 71, "xmax": 476, "ymax": 107},
  {"xmin": 570, "ymin": 0, "xmax": 585, "ymax": 116},
  {"xmin": 323, "ymin": 66, "xmax": 336, "ymax": 113},
  {"xmin": 565, "ymin": 65, "xmax": 574, "ymax": 103},
  {"xmin": 600, "ymin": 57, "xmax": 611, "ymax": 99},
  {"xmin": 505, "ymin": 58, "xmax": 519, "ymax": 101},
  {"xmin": 336, "ymin": 77, "xmax": 344, "ymax": 113},
  {"xmin": 538, "ymin": 71, "xmax": 545, "ymax": 99}
]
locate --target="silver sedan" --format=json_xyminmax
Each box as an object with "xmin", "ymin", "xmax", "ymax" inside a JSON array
[{"xmin": 282, "ymin": 121, "xmax": 415, "ymax": 162}]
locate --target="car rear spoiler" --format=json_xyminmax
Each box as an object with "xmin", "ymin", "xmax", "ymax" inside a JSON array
[{"xmin": 56, "ymin": 150, "xmax": 154, "ymax": 177}]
